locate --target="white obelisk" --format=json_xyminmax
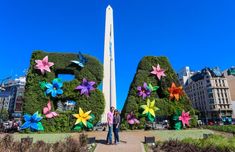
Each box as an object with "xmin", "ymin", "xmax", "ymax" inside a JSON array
[{"xmin": 101, "ymin": 5, "xmax": 117, "ymax": 123}]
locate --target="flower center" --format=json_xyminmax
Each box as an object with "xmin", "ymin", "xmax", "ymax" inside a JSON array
[{"xmin": 42, "ymin": 61, "xmax": 47, "ymax": 66}]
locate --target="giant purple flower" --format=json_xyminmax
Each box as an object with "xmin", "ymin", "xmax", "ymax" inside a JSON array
[
  {"xmin": 137, "ymin": 82, "xmax": 151, "ymax": 99},
  {"xmin": 75, "ymin": 78, "xmax": 96, "ymax": 97}
]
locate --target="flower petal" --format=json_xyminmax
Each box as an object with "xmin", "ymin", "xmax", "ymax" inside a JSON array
[
  {"xmin": 82, "ymin": 119, "xmax": 87, "ymax": 127},
  {"xmin": 45, "ymin": 83, "xmax": 53, "ymax": 89},
  {"xmin": 75, "ymin": 118, "xmax": 81, "ymax": 125},
  {"xmin": 20, "ymin": 121, "xmax": 31, "ymax": 130},
  {"xmin": 149, "ymin": 109, "xmax": 155, "ymax": 117},
  {"xmin": 51, "ymin": 90, "xmax": 57, "ymax": 97},
  {"xmin": 23, "ymin": 114, "xmax": 32, "ymax": 121},
  {"xmin": 30, "ymin": 122, "xmax": 39, "ymax": 130},
  {"xmin": 57, "ymin": 89, "xmax": 63, "ymax": 95},
  {"xmin": 79, "ymin": 108, "xmax": 84, "ymax": 115}
]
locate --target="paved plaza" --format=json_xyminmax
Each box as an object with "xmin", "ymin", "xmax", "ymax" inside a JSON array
[{"xmin": 87, "ymin": 130, "xmax": 152, "ymax": 152}]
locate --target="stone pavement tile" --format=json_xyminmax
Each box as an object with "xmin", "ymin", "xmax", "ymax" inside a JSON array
[{"xmin": 85, "ymin": 130, "xmax": 152, "ymax": 152}]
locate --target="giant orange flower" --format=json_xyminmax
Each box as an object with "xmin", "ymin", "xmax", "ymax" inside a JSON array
[{"xmin": 168, "ymin": 83, "xmax": 183, "ymax": 101}]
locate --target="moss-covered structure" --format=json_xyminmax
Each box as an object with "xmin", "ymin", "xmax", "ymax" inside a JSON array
[
  {"xmin": 23, "ymin": 51, "xmax": 105, "ymax": 132},
  {"xmin": 121, "ymin": 56, "xmax": 197, "ymax": 129}
]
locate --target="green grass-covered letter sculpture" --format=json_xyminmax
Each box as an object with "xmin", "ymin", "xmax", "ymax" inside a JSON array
[
  {"xmin": 23, "ymin": 51, "xmax": 105, "ymax": 132},
  {"xmin": 121, "ymin": 56, "xmax": 197, "ymax": 130}
]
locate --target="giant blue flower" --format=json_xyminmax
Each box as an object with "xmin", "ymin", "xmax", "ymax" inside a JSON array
[
  {"xmin": 20, "ymin": 111, "xmax": 44, "ymax": 131},
  {"xmin": 45, "ymin": 78, "xmax": 63, "ymax": 97}
]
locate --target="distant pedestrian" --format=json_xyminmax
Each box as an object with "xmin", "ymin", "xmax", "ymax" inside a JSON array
[
  {"xmin": 113, "ymin": 109, "xmax": 120, "ymax": 144},
  {"xmin": 106, "ymin": 106, "xmax": 114, "ymax": 144}
]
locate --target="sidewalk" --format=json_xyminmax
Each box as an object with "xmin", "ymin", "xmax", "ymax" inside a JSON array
[{"xmin": 86, "ymin": 130, "xmax": 152, "ymax": 152}]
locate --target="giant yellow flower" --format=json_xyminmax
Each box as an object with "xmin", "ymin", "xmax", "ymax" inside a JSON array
[
  {"xmin": 73, "ymin": 107, "xmax": 92, "ymax": 126},
  {"xmin": 141, "ymin": 99, "xmax": 159, "ymax": 117}
]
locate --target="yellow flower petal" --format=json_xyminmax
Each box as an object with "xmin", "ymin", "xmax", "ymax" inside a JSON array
[
  {"xmin": 154, "ymin": 107, "xmax": 159, "ymax": 111},
  {"xmin": 82, "ymin": 119, "xmax": 87, "ymax": 126},
  {"xmin": 142, "ymin": 109, "xmax": 149, "ymax": 115},
  {"xmin": 75, "ymin": 118, "xmax": 81, "ymax": 125},
  {"xmin": 149, "ymin": 109, "xmax": 155, "ymax": 117},
  {"xmin": 79, "ymin": 107, "xmax": 84, "ymax": 115},
  {"xmin": 86, "ymin": 115, "xmax": 92, "ymax": 120},
  {"xmin": 73, "ymin": 114, "xmax": 80, "ymax": 119},
  {"xmin": 141, "ymin": 105, "xmax": 147, "ymax": 109},
  {"xmin": 150, "ymin": 100, "xmax": 155, "ymax": 108},
  {"xmin": 83, "ymin": 110, "xmax": 92, "ymax": 117},
  {"xmin": 147, "ymin": 99, "xmax": 151, "ymax": 107}
]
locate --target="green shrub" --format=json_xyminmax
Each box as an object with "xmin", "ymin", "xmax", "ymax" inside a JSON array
[
  {"xmin": 150, "ymin": 138, "xmax": 233, "ymax": 152},
  {"xmin": 121, "ymin": 56, "xmax": 196, "ymax": 129},
  {"xmin": 182, "ymin": 135, "xmax": 235, "ymax": 151},
  {"xmin": 203, "ymin": 125, "xmax": 235, "ymax": 133},
  {"xmin": 23, "ymin": 51, "xmax": 105, "ymax": 132}
]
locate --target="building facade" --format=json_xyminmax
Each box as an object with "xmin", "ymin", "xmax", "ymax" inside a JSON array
[
  {"xmin": 224, "ymin": 67, "xmax": 235, "ymax": 118},
  {"xmin": 181, "ymin": 67, "xmax": 233, "ymax": 122},
  {"xmin": 178, "ymin": 66, "xmax": 194, "ymax": 86},
  {"xmin": 0, "ymin": 77, "xmax": 26, "ymax": 119}
]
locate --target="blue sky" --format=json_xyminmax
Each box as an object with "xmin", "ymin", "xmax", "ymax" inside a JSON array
[{"xmin": 0, "ymin": 0, "xmax": 235, "ymax": 110}]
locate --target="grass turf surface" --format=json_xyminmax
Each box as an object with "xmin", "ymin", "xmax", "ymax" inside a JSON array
[
  {"xmin": 12, "ymin": 133, "xmax": 72, "ymax": 143},
  {"xmin": 11, "ymin": 129, "xmax": 214, "ymax": 143},
  {"xmin": 152, "ymin": 129, "xmax": 214, "ymax": 141}
]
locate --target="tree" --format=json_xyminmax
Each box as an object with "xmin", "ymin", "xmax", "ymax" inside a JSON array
[{"xmin": 0, "ymin": 109, "xmax": 9, "ymax": 121}]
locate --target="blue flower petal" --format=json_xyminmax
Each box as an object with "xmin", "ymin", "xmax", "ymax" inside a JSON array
[
  {"xmin": 51, "ymin": 90, "xmax": 57, "ymax": 97},
  {"xmin": 45, "ymin": 83, "xmax": 53, "ymax": 89},
  {"xmin": 23, "ymin": 114, "xmax": 31, "ymax": 121},
  {"xmin": 20, "ymin": 121, "xmax": 31, "ymax": 130},
  {"xmin": 46, "ymin": 88, "xmax": 53, "ymax": 94},
  {"xmin": 35, "ymin": 116, "xmax": 42, "ymax": 122},
  {"xmin": 30, "ymin": 122, "xmax": 39, "ymax": 130},
  {"xmin": 32, "ymin": 112, "xmax": 39, "ymax": 121},
  {"xmin": 58, "ymin": 82, "xmax": 63, "ymax": 88},
  {"xmin": 57, "ymin": 89, "xmax": 63, "ymax": 95}
]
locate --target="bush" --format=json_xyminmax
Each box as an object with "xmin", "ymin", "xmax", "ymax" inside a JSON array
[
  {"xmin": 0, "ymin": 109, "xmax": 9, "ymax": 121},
  {"xmin": 0, "ymin": 134, "xmax": 88, "ymax": 152},
  {"xmin": 23, "ymin": 50, "xmax": 105, "ymax": 132},
  {"xmin": 150, "ymin": 137, "xmax": 234, "ymax": 152},
  {"xmin": 121, "ymin": 56, "xmax": 196, "ymax": 129},
  {"xmin": 182, "ymin": 135, "xmax": 235, "ymax": 151}
]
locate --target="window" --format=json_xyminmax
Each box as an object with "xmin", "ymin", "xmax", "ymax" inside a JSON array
[
  {"xmin": 207, "ymin": 88, "xmax": 212, "ymax": 93},
  {"xmin": 209, "ymin": 99, "xmax": 214, "ymax": 104},
  {"xmin": 208, "ymin": 93, "xmax": 213, "ymax": 98}
]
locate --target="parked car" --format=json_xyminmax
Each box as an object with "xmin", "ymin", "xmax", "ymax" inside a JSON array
[{"xmin": 93, "ymin": 122, "xmax": 107, "ymax": 131}]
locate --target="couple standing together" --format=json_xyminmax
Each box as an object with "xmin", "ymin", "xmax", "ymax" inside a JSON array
[{"xmin": 106, "ymin": 106, "xmax": 120, "ymax": 145}]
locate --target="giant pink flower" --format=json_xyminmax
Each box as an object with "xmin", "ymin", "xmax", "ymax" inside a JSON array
[
  {"xmin": 151, "ymin": 64, "xmax": 166, "ymax": 80},
  {"xmin": 179, "ymin": 111, "xmax": 191, "ymax": 126},
  {"xmin": 35, "ymin": 56, "xmax": 54, "ymax": 74}
]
